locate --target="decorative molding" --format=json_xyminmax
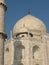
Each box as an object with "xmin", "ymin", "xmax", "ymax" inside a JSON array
[
  {"xmin": 0, "ymin": 32, "xmax": 7, "ymax": 39},
  {"xmin": 0, "ymin": 2, "xmax": 7, "ymax": 11}
]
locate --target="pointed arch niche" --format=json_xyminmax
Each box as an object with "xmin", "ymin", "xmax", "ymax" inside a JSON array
[
  {"xmin": 13, "ymin": 41, "xmax": 25, "ymax": 65},
  {"xmin": 32, "ymin": 45, "xmax": 40, "ymax": 59}
]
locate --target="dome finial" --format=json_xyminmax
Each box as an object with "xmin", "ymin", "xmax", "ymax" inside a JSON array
[{"xmin": 28, "ymin": 8, "xmax": 30, "ymax": 14}]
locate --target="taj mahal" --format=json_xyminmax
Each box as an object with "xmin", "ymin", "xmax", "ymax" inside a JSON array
[{"xmin": 0, "ymin": 0, "xmax": 49, "ymax": 65}]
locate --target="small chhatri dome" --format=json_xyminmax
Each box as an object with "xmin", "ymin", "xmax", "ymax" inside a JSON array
[{"xmin": 13, "ymin": 14, "xmax": 46, "ymax": 36}]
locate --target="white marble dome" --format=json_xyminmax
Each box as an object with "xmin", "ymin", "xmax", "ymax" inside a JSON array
[{"xmin": 13, "ymin": 14, "xmax": 46, "ymax": 36}]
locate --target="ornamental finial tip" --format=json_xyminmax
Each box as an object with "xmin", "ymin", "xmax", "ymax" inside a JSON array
[{"xmin": 28, "ymin": 8, "xmax": 30, "ymax": 14}]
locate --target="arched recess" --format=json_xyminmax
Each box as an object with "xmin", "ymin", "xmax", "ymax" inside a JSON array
[
  {"xmin": 32, "ymin": 45, "xmax": 40, "ymax": 59},
  {"xmin": 6, "ymin": 48, "xmax": 9, "ymax": 52},
  {"xmin": 13, "ymin": 41, "xmax": 25, "ymax": 65}
]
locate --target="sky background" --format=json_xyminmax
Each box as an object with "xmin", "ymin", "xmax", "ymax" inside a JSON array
[{"xmin": 5, "ymin": 0, "xmax": 49, "ymax": 38}]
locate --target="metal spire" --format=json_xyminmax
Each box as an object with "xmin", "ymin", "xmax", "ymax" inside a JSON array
[{"xmin": 28, "ymin": 8, "xmax": 30, "ymax": 14}]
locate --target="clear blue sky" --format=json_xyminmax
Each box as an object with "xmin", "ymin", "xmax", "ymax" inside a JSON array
[{"xmin": 5, "ymin": 0, "xmax": 49, "ymax": 38}]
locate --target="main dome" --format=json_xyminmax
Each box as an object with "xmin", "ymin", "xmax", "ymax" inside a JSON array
[{"xmin": 13, "ymin": 14, "xmax": 46, "ymax": 36}]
